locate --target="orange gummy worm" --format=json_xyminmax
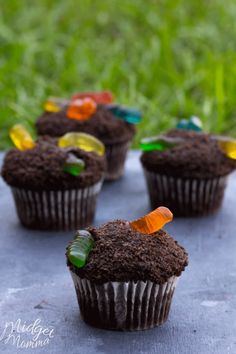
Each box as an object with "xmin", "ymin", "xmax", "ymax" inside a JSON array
[
  {"xmin": 67, "ymin": 98, "xmax": 97, "ymax": 121},
  {"xmin": 130, "ymin": 206, "xmax": 173, "ymax": 234}
]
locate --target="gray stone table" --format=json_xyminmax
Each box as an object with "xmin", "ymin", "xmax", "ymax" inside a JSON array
[{"xmin": 0, "ymin": 151, "xmax": 236, "ymax": 354}]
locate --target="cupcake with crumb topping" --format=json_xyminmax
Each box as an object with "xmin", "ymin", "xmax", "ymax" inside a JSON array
[
  {"xmin": 66, "ymin": 212, "xmax": 188, "ymax": 331},
  {"xmin": 141, "ymin": 127, "xmax": 236, "ymax": 216},
  {"xmin": 36, "ymin": 93, "xmax": 138, "ymax": 180},
  {"xmin": 2, "ymin": 137, "xmax": 105, "ymax": 230}
]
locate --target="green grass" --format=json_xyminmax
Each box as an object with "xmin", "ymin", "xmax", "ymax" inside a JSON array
[{"xmin": 1, "ymin": 0, "xmax": 236, "ymax": 149}]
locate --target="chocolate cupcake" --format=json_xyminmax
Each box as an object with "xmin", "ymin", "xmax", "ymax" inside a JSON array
[
  {"xmin": 2, "ymin": 132, "xmax": 105, "ymax": 230},
  {"xmin": 66, "ymin": 209, "xmax": 188, "ymax": 331},
  {"xmin": 36, "ymin": 94, "xmax": 138, "ymax": 180},
  {"xmin": 141, "ymin": 127, "xmax": 236, "ymax": 216}
]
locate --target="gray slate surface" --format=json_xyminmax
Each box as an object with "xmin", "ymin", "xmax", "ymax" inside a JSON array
[{"xmin": 0, "ymin": 151, "xmax": 236, "ymax": 354}]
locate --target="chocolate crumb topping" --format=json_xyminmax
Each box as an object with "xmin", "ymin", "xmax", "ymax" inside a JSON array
[
  {"xmin": 36, "ymin": 105, "xmax": 136, "ymax": 144},
  {"xmin": 2, "ymin": 139, "xmax": 105, "ymax": 190},
  {"xmin": 141, "ymin": 129, "xmax": 236, "ymax": 178},
  {"xmin": 67, "ymin": 220, "xmax": 188, "ymax": 284}
]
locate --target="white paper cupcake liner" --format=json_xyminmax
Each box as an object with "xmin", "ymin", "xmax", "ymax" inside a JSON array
[
  {"xmin": 105, "ymin": 140, "xmax": 131, "ymax": 181},
  {"xmin": 70, "ymin": 271, "xmax": 178, "ymax": 331},
  {"xmin": 143, "ymin": 168, "xmax": 228, "ymax": 216},
  {"xmin": 11, "ymin": 180, "xmax": 103, "ymax": 230}
]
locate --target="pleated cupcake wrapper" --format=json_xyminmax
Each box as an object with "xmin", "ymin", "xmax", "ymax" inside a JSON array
[
  {"xmin": 70, "ymin": 271, "xmax": 178, "ymax": 331},
  {"xmin": 11, "ymin": 180, "xmax": 103, "ymax": 230},
  {"xmin": 105, "ymin": 140, "xmax": 131, "ymax": 181},
  {"xmin": 143, "ymin": 168, "xmax": 228, "ymax": 216}
]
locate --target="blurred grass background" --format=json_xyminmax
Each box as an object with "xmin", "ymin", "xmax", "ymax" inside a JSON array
[{"xmin": 1, "ymin": 0, "xmax": 236, "ymax": 149}]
